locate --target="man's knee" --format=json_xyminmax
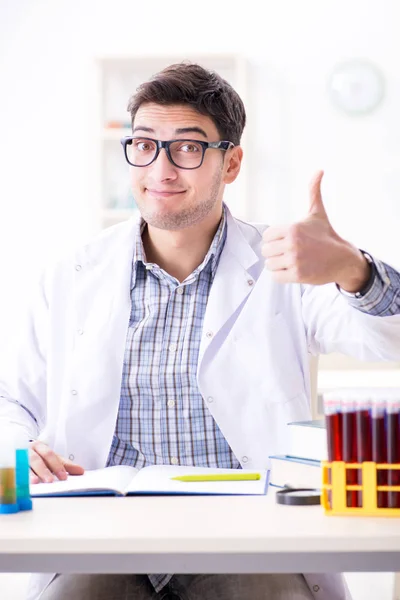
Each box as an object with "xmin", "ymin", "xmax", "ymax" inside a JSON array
[{"xmin": 38, "ymin": 574, "xmax": 151, "ymax": 600}]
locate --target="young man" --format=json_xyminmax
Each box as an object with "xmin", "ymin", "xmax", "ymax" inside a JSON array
[{"xmin": 1, "ymin": 62, "xmax": 400, "ymax": 600}]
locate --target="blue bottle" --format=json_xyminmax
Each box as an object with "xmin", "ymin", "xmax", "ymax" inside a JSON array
[{"xmin": 15, "ymin": 437, "xmax": 33, "ymax": 511}]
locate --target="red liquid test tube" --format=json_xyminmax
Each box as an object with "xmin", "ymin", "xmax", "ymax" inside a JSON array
[
  {"xmin": 356, "ymin": 391, "xmax": 372, "ymax": 508},
  {"xmin": 342, "ymin": 393, "xmax": 358, "ymax": 508},
  {"xmin": 371, "ymin": 393, "xmax": 388, "ymax": 508},
  {"xmin": 386, "ymin": 391, "xmax": 400, "ymax": 509},
  {"xmin": 325, "ymin": 398, "xmax": 343, "ymax": 462},
  {"xmin": 323, "ymin": 393, "xmax": 343, "ymax": 509}
]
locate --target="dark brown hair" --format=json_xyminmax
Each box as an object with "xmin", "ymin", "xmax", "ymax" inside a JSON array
[{"xmin": 127, "ymin": 62, "xmax": 246, "ymax": 146}]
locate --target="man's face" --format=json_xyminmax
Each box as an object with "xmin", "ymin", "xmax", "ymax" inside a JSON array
[{"xmin": 129, "ymin": 103, "xmax": 241, "ymax": 231}]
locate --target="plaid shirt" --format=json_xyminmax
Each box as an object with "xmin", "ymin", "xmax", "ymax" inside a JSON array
[
  {"xmin": 106, "ymin": 205, "xmax": 238, "ymax": 592},
  {"xmin": 107, "ymin": 208, "xmax": 399, "ymax": 592}
]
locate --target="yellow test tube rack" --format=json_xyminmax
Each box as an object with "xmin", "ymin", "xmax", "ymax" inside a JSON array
[{"xmin": 322, "ymin": 461, "xmax": 400, "ymax": 517}]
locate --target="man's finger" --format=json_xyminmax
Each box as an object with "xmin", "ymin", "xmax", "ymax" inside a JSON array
[
  {"xmin": 262, "ymin": 238, "xmax": 289, "ymax": 259},
  {"xmin": 265, "ymin": 255, "xmax": 292, "ymax": 272},
  {"xmin": 60, "ymin": 457, "xmax": 85, "ymax": 476},
  {"xmin": 30, "ymin": 473, "xmax": 40, "ymax": 485},
  {"xmin": 30, "ymin": 441, "xmax": 68, "ymax": 480},
  {"xmin": 29, "ymin": 450, "xmax": 55, "ymax": 483},
  {"xmin": 262, "ymin": 225, "xmax": 288, "ymax": 244},
  {"xmin": 308, "ymin": 169, "xmax": 328, "ymax": 218},
  {"xmin": 271, "ymin": 267, "xmax": 298, "ymax": 284}
]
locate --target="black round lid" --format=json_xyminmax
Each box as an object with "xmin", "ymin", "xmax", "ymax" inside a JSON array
[{"xmin": 276, "ymin": 487, "xmax": 321, "ymax": 506}]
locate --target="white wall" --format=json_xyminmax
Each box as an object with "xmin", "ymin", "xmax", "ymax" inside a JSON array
[
  {"xmin": 1, "ymin": 1, "xmax": 399, "ymax": 328},
  {"xmin": 0, "ymin": 3, "xmax": 399, "ymax": 596}
]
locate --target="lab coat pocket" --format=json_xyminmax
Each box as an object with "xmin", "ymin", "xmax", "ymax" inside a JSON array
[
  {"xmin": 231, "ymin": 311, "xmax": 305, "ymax": 404},
  {"xmin": 263, "ymin": 391, "xmax": 311, "ymax": 455}
]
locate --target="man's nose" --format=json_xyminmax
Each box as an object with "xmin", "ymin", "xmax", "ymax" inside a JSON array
[{"xmin": 150, "ymin": 147, "xmax": 178, "ymax": 180}]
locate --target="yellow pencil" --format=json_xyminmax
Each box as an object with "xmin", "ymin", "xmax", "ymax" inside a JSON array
[{"xmin": 171, "ymin": 473, "xmax": 261, "ymax": 482}]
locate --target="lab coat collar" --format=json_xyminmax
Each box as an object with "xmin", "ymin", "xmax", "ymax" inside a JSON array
[
  {"xmin": 223, "ymin": 204, "xmax": 260, "ymax": 271},
  {"xmin": 76, "ymin": 203, "xmax": 259, "ymax": 273}
]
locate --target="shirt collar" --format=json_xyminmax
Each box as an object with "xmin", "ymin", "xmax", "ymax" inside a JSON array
[{"xmin": 131, "ymin": 204, "xmax": 227, "ymax": 290}]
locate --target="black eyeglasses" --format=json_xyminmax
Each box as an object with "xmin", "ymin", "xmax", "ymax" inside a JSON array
[{"xmin": 120, "ymin": 136, "xmax": 235, "ymax": 170}]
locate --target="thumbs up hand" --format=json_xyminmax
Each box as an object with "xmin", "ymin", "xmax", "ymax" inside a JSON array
[{"xmin": 262, "ymin": 170, "xmax": 371, "ymax": 292}]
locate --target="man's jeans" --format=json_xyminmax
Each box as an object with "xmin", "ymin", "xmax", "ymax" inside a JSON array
[{"xmin": 39, "ymin": 573, "xmax": 314, "ymax": 599}]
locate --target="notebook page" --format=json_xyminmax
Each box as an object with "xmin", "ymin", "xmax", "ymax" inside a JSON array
[
  {"xmin": 127, "ymin": 465, "xmax": 269, "ymax": 495},
  {"xmin": 31, "ymin": 465, "xmax": 138, "ymax": 496}
]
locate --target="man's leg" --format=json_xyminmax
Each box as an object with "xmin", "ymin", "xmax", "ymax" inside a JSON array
[
  {"xmin": 38, "ymin": 574, "xmax": 156, "ymax": 600},
  {"xmin": 169, "ymin": 574, "xmax": 314, "ymax": 600}
]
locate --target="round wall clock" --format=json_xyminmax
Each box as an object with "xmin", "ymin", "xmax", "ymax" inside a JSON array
[{"xmin": 328, "ymin": 59, "xmax": 385, "ymax": 115}]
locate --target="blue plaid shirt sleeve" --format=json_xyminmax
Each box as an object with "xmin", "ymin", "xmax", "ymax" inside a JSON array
[{"xmin": 338, "ymin": 255, "xmax": 400, "ymax": 316}]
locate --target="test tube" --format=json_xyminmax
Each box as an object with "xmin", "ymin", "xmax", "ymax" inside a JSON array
[
  {"xmin": 15, "ymin": 435, "xmax": 32, "ymax": 512},
  {"xmin": 386, "ymin": 390, "xmax": 400, "ymax": 509},
  {"xmin": 324, "ymin": 394, "xmax": 343, "ymax": 462},
  {"xmin": 371, "ymin": 391, "xmax": 388, "ymax": 508},
  {"xmin": 0, "ymin": 436, "xmax": 19, "ymax": 514},
  {"xmin": 355, "ymin": 390, "xmax": 372, "ymax": 508},
  {"xmin": 342, "ymin": 391, "xmax": 358, "ymax": 508},
  {"xmin": 323, "ymin": 391, "xmax": 343, "ymax": 509}
]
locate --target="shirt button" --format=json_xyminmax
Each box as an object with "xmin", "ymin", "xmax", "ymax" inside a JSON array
[
  {"xmin": 167, "ymin": 400, "xmax": 176, "ymax": 408},
  {"xmin": 71, "ymin": 390, "xmax": 78, "ymax": 396},
  {"xmin": 205, "ymin": 331, "xmax": 213, "ymax": 339},
  {"xmin": 242, "ymin": 456, "xmax": 249, "ymax": 463},
  {"xmin": 176, "ymin": 287, "xmax": 184, "ymax": 295},
  {"xmin": 69, "ymin": 454, "xmax": 74, "ymax": 461},
  {"xmin": 75, "ymin": 265, "xmax": 82, "ymax": 272},
  {"xmin": 169, "ymin": 343, "xmax": 177, "ymax": 353},
  {"xmin": 207, "ymin": 396, "xmax": 214, "ymax": 403},
  {"xmin": 313, "ymin": 585, "xmax": 320, "ymax": 592},
  {"xmin": 247, "ymin": 279, "xmax": 254, "ymax": 286},
  {"xmin": 171, "ymin": 457, "xmax": 179, "ymax": 465}
]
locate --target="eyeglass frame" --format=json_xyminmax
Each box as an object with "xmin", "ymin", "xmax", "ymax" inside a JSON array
[{"xmin": 120, "ymin": 136, "xmax": 235, "ymax": 170}]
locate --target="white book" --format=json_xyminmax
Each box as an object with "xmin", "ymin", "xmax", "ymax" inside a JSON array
[
  {"xmin": 269, "ymin": 455, "xmax": 321, "ymax": 490},
  {"xmin": 287, "ymin": 419, "xmax": 328, "ymax": 462},
  {"xmin": 30, "ymin": 465, "xmax": 269, "ymax": 497}
]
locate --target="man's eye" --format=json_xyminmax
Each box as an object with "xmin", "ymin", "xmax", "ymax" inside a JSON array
[
  {"xmin": 136, "ymin": 142, "xmax": 151, "ymax": 151},
  {"xmin": 179, "ymin": 144, "xmax": 200, "ymax": 153}
]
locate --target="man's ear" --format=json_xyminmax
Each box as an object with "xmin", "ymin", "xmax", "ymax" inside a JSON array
[{"xmin": 223, "ymin": 146, "xmax": 243, "ymax": 184}]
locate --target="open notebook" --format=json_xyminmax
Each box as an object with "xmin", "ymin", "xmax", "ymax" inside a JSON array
[{"xmin": 30, "ymin": 465, "xmax": 270, "ymax": 497}]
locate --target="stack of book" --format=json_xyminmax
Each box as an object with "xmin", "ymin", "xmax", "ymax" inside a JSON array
[{"xmin": 269, "ymin": 420, "xmax": 327, "ymax": 489}]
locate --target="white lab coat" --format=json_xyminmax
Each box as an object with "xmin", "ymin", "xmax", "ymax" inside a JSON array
[{"xmin": 1, "ymin": 207, "xmax": 400, "ymax": 600}]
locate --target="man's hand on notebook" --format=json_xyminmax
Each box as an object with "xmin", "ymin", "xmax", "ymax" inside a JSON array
[{"xmin": 29, "ymin": 441, "xmax": 85, "ymax": 484}]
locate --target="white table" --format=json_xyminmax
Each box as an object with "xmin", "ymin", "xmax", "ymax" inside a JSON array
[{"xmin": 1, "ymin": 491, "xmax": 400, "ymax": 574}]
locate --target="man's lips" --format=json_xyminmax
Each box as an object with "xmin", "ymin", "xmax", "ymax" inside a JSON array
[{"xmin": 146, "ymin": 189, "xmax": 186, "ymax": 198}]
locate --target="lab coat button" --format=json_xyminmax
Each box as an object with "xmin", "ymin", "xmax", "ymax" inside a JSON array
[
  {"xmin": 313, "ymin": 585, "xmax": 320, "ymax": 592},
  {"xmin": 77, "ymin": 329, "xmax": 84, "ymax": 335},
  {"xmin": 247, "ymin": 279, "xmax": 254, "ymax": 286},
  {"xmin": 71, "ymin": 390, "xmax": 78, "ymax": 396},
  {"xmin": 207, "ymin": 397, "xmax": 214, "ymax": 403},
  {"xmin": 75, "ymin": 265, "xmax": 82, "ymax": 271},
  {"xmin": 242, "ymin": 456, "xmax": 249, "ymax": 463},
  {"xmin": 206, "ymin": 331, "xmax": 213, "ymax": 339},
  {"xmin": 69, "ymin": 454, "xmax": 74, "ymax": 461},
  {"xmin": 171, "ymin": 457, "xmax": 179, "ymax": 465}
]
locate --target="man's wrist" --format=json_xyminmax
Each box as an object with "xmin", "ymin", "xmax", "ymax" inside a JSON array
[
  {"xmin": 335, "ymin": 245, "xmax": 373, "ymax": 294},
  {"xmin": 336, "ymin": 249, "xmax": 376, "ymax": 297}
]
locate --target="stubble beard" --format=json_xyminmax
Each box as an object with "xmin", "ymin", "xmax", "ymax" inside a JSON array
[{"xmin": 138, "ymin": 168, "xmax": 223, "ymax": 231}]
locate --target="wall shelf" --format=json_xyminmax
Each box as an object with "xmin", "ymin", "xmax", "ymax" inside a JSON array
[{"xmin": 94, "ymin": 54, "xmax": 248, "ymax": 230}]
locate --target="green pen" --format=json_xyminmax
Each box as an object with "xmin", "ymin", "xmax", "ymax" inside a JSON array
[{"xmin": 171, "ymin": 473, "xmax": 261, "ymax": 482}]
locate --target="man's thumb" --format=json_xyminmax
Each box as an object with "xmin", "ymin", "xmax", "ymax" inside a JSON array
[{"xmin": 308, "ymin": 170, "xmax": 328, "ymax": 218}]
